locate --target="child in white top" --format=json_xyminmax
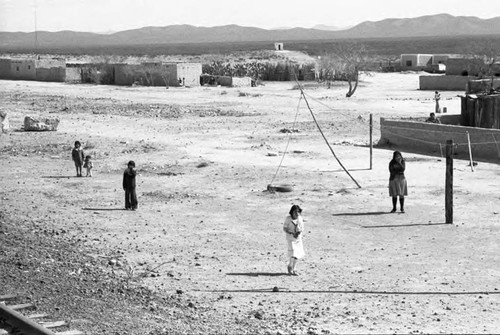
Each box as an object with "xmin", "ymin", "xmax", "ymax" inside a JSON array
[{"xmin": 83, "ymin": 155, "xmax": 93, "ymax": 177}]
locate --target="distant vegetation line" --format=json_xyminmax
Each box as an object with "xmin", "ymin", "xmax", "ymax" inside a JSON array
[{"xmin": 2, "ymin": 34, "xmax": 500, "ymax": 58}]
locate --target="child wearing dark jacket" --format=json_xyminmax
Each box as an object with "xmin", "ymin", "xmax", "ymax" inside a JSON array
[
  {"xmin": 123, "ymin": 160, "xmax": 138, "ymax": 210},
  {"xmin": 71, "ymin": 141, "xmax": 85, "ymax": 177}
]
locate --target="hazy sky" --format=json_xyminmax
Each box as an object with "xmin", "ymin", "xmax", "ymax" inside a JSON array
[{"xmin": 0, "ymin": 0, "xmax": 499, "ymax": 33}]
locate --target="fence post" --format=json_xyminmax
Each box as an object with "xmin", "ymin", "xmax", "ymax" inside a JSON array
[
  {"xmin": 466, "ymin": 131, "xmax": 474, "ymax": 172},
  {"xmin": 445, "ymin": 140, "xmax": 453, "ymax": 224},
  {"xmin": 369, "ymin": 114, "xmax": 373, "ymax": 170}
]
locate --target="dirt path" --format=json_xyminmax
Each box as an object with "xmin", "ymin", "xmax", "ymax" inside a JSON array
[{"xmin": 1, "ymin": 72, "xmax": 500, "ymax": 334}]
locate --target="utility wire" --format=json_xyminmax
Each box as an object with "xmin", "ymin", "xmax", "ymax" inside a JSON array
[
  {"xmin": 293, "ymin": 74, "xmax": 362, "ymax": 189},
  {"xmin": 269, "ymin": 95, "xmax": 303, "ymax": 185}
]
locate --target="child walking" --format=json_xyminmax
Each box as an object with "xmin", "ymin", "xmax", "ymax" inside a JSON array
[
  {"xmin": 71, "ymin": 141, "xmax": 85, "ymax": 177},
  {"xmin": 283, "ymin": 205, "xmax": 305, "ymax": 276},
  {"xmin": 123, "ymin": 160, "xmax": 138, "ymax": 210},
  {"xmin": 83, "ymin": 155, "xmax": 93, "ymax": 177}
]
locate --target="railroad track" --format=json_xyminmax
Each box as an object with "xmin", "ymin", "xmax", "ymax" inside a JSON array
[{"xmin": 0, "ymin": 294, "xmax": 84, "ymax": 335}]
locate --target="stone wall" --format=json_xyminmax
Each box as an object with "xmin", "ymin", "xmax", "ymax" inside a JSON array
[{"xmin": 379, "ymin": 117, "xmax": 500, "ymax": 162}]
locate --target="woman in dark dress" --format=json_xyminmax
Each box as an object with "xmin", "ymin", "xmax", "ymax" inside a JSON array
[{"xmin": 389, "ymin": 151, "xmax": 408, "ymax": 213}]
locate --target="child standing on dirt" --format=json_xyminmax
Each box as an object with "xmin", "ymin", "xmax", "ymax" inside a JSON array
[
  {"xmin": 123, "ymin": 160, "xmax": 138, "ymax": 210},
  {"xmin": 283, "ymin": 205, "xmax": 305, "ymax": 276},
  {"xmin": 83, "ymin": 155, "xmax": 93, "ymax": 177},
  {"xmin": 389, "ymin": 151, "xmax": 408, "ymax": 213},
  {"xmin": 434, "ymin": 91, "xmax": 441, "ymax": 114},
  {"xmin": 71, "ymin": 141, "xmax": 85, "ymax": 177}
]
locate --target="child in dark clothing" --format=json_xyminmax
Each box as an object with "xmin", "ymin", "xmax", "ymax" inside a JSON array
[
  {"xmin": 123, "ymin": 160, "xmax": 138, "ymax": 210},
  {"xmin": 71, "ymin": 141, "xmax": 85, "ymax": 177}
]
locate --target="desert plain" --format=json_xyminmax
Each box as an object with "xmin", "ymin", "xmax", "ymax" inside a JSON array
[{"xmin": 1, "ymin": 71, "xmax": 500, "ymax": 334}]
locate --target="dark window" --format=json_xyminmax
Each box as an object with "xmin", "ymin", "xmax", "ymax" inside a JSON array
[
  {"xmin": 406, "ymin": 60, "xmax": 412, "ymax": 66},
  {"xmin": 28, "ymin": 65, "xmax": 31, "ymax": 70},
  {"xmin": 16, "ymin": 66, "xmax": 19, "ymax": 71}
]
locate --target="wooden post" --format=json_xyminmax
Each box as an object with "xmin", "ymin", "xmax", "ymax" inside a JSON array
[
  {"xmin": 492, "ymin": 134, "xmax": 500, "ymax": 158},
  {"xmin": 445, "ymin": 140, "xmax": 453, "ymax": 224},
  {"xmin": 466, "ymin": 131, "xmax": 474, "ymax": 172},
  {"xmin": 0, "ymin": 303, "xmax": 56, "ymax": 335},
  {"xmin": 369, "ymin": 114, "xmax": 373, "ymax": 170}
]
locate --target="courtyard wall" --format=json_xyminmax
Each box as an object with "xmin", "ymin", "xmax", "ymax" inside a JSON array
[
  {"xmin": 379, "ymin": 117, "xmax": 500, "ymax": 162},
  {"xmin": 419, "ymin": 75, "xmax": 471, "ymax": 91}
]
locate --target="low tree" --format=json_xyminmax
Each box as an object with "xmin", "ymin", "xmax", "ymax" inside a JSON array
[
  {"xmin": 466, "ymin": 41, "xmax": 500, "ymax": 93},
  {"xmin": 317, "ymin": 42, "xmax": 369, "ymax": 97},
  {"xmin": 158, "ymin": 64, "xmax": 172, "ymax": 88}
]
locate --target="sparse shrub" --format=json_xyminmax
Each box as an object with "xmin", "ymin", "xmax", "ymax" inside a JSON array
[{"xmin": 196, "ymin": 162, "xmax": 209, "ymax": 168}]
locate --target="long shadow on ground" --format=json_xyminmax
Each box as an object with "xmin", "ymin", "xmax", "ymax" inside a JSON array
[
  {"xmin": 227, "ymin": 272, "xmax": 289, "ymax": 277},
  {"xmin": 332, "ymin": 211, "xmax": 389, "ymax": 216},
  {"xmin": 82, "ymin": 208, "xmax": 125, "ymax": 211},
  {"xmin": 211, "ymin": 288, "xmax": 500, "ymax": 295}
]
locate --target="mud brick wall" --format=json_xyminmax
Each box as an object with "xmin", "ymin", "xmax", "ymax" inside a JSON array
[
  {"xmin": 176, "ymin": 63, "xmax": 202, "ymax": 87},
  {"xmin": 0, "ymin": 59, "xmax": 12, "ymax": 79},
  {"xmin": 419, "ymin": 75, "xmax": 471, "ymax": 91},
  {"xmin": 380, "ymin": 118, "xmax": 500, "ymax": 162},
  {"xmin": 65, "ymin": 67, "xmax": 82, "ymax": 83},
  {"xmin": 10, "ymin": 59, "xmax": 36, "ymax": 80},
  {"xmin": 35, "ymin": 58, "xmax": 66, "ymax": 82}
]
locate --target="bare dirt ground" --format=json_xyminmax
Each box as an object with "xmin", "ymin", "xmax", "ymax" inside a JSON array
[{"xmin": 1, "ymin": 72, "xmax": 500, "ymax": 334}]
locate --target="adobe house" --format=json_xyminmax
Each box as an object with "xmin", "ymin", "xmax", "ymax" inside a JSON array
[
  {"xmin": 176, "ymin": 63, "xmax": 202, "ymax": 87},
  {"xmin": 35, "ymin": 58, "xmax": 66, "ymax": 82},
  {"xmin": 431, "ymin": 54, "xmax": 449, "ymax": 65},
  {"xmin": 65, "ymin": 63, "xmax": 88, "ymax": 83},
  {"xmin": 420, "ymin": 58, "xmax": 500, "ymax": 91},
  {"xmin": 274, "ymin": 43, "xmax": 284, "ymax": 51},
  {"xmin": 0, "ymin": 58, "xmax": 36, "ymax": 80},
  {"xmin": 114, "ymin": 62, "xmax": 202, "ymax": 87},
  {"xmin": 0, "ymin": 57, "xmax": 65, "ymax": 82},
  {"xmin": 0, "ymin": 59, "xmax": 12, "ymax": 79},
  {"xmin": 400, "ymin": 54, "xmax": 433, "ymax": 70}
]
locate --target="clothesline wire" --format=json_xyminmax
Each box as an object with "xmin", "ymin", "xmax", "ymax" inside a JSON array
[
  {"xmin": 269, "ymin": 95, "xmax": 302, "ymax": 186},
  {"xmin": 292, "ymin": 73, "xmax": 362, "ymax": 188}
]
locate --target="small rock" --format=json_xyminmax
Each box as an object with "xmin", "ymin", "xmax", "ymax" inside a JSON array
[{"xmin": 24, "ymin": 115, "xmax": 60, "ymax": 131}]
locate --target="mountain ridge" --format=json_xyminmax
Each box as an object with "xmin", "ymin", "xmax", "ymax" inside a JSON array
[{"xmin": 1, "ymin": 14, "xmax": 500, "ymax": 50}]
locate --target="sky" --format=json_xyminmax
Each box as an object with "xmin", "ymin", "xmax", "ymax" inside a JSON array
[{"xmin": 0, "ymin": 0, "xmax": 499, "ymax": 33}]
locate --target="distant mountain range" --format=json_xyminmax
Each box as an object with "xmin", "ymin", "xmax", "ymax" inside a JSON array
[{"xmin": 1, "ymin": 14, "xmax": 500, "ymax": 50}]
